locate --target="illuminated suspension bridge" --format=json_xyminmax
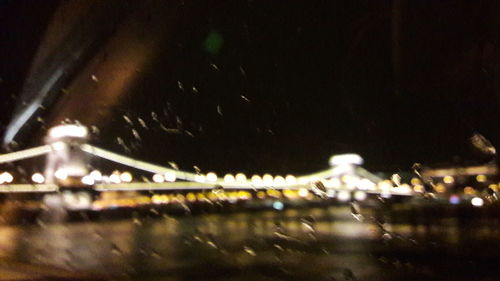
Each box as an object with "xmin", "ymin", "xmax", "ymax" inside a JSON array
[{"xmin": 0, "ymin": 124, "xmax": 413, "ymax": 198}]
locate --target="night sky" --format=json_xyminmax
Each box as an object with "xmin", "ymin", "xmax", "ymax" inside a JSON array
[{"xmin": 0, "ymin": 0, "xmax": 499, "ymax": 175}]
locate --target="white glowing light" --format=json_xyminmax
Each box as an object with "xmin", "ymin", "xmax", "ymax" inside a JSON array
[
  {"xmin": 235, "ymin": 173, "xmax": 247, "ymax": 183},
  {"xmin": 326, "ymin": 189, "xmax": 336, "ymax": 198},
  {"xmin": 273, "ymin": 176, "xmax": 286, "ymax": 186},
  {"xmin": 164, "ymin": 172, "xmax": 176, "ymax": 182},
  {"xmin": 298, "ymin": 188, "xmax": 309, "ymax": 197},
  {"xmin": 251, "ymin": 175, "xmax": 262, "ymax": 185},
  {"xmin": 471, "ymin": 197, "xmax": 484, "ymax": 207},
  {"xmin": 1, "ymin": 172, "xmax": 13, "ymax": 183},
  {"xmin": 337, "ymin": 190, "xmax": 351, "ymax": 202},
  {"xmin": 194, "ymin": 174, "xmax": 206, "ymax": 183},
  {"xmin": 51, "ymin": 141, "xmax": 67, "ymax": 151},
  {"xmin": 31, "ymin": 173, "xmax": 45, "ymax": 184},
  {"xmin": 329, "ymin": 154, "xmax": 363, "ymax": 166},
  {"xmin": 357, "ymin": 178, "xmax": 376, "ymax": 190},
  {"xmin": 206, "ymin": 172, "xmax": 218, "ymax": 182},
  {"xmin": 323, "ymin": 178, "xmax": 340, "ymax": 188},
  {"xmin": 152, "ymin": 174, "xmax": 164, "ymax": 183},
  {"xmin": 224, "ymin": 174, "xmax": 236, "ymax": 183},
  {"xmin": 109, "ymin": 173, "xmax": 121, "ymax": 184},
  {"xmin": 353, "ymin": 190, "xmax": 367, "ymax": 201},
  {"xmin": 54, "ymin": 169, "xmax": 68, "ymax": 180},
  {"xmin": 81, "ymin": 175, "xmax": 95, "ymax": 185},
  {"xmin": 285, "ymin": 175, "xmax": 296, "ymax": 185},
  {"xmin": 120, "ymin": 171, "xmax": 133, "ymax": 183},
  {"xmin": 262, "ymin": 174, "xmax": 274, "ymax": 185},
  {"xmin": 48, "ymin": 124, "xmax": 88, "ymax": 138},
  {"xmin": 90, "ymin": 170, "xmax": 102, "ymax": 181}
]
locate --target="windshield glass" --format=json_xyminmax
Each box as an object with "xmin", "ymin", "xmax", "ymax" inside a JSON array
[{"xmin": 0, "ymin": 1, "xmax": 498, "ymax": 280}]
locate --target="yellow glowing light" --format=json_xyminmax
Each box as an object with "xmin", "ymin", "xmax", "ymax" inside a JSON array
[
  {"xmin": 488, "ymin": 184, "xmax": 498, "ymax": 191},
  {"xmin": 48, "ymin": 124, "xmax": 88, "ymax": 138},
  {"xmin": 353, "ymin": 190, "xmax": 367, "ymax": 201},
  {"xmin": 443, "ymin": 176, "xmax": 454, "ymax": 184},
  {"xmin": 235, "ymin": 173, "xmax": 247, "ymax": 183},
  {"xmin": 120, "ymin": 172, "xmax": 133, "ymax": 183},
  {"xmin": 186, "ymin": 193, "xmax": 197, "ymax": 202},
  {"xmin": 152, "ymin": 174, "xmax": 164, "ymax": 183},
  {"xmin": 410, "ymin": 177, "xmax": 421, "ymax": 185},
  {"xmin": 164, "ymin": 172, "xmax": 176, "ymax": 182},
  {"xmin": 206, "ymin": 172, "xmax": 217, "ymax": 182},
  {"xmin": 378, "ymin": 180, "xmax": 393, "ymax": 192},
  {"xmin": 464, "ymin": 186, "xmax": 476, "ymax": 195},
  {"xmin": 413, "ymin": 184, "xmax": 424, "ymax": 193},
  {"xmin": 476, "ymin": 175, "xmax": 487, "ymax": 183},
  {"xmin": 31, "ymin": 173, "xmax": 45, "ymax": 184},
  {"xmin": 257, "ymin": 191, "xmax": 266, "ymax": 199},
  {"xmin": 434, "ymin": 183, "xmax": 446, "ymax": 193}
]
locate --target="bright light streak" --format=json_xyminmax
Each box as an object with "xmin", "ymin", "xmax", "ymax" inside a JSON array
[
  {"xmin": 353, "ymin": 190, "xmax": 367, "ymax": 201},
  {"xmin": 152, "ymin": 174, "xmax": 164, "ymax": 183},
  {"xmin": 262, "ymin": 174, "xmax": 274, "ymax": 185},
  {"xmin": 329, "ymin": 154, "xmax": 363, "ymax": 166},
  {"xmin": 206, "ymin": 172, "xmax": 217, "ymax": 182},
  {"xmin": 471, "ymin": 197, "xmax": 484, "ymax": 207},
  {"xmin": 337, "ymin": 190, "xmax": 351, "ymax": 202},
  {"xmin": 164, "ymin": 172, "xmax": 176, "ymax": 182},
  {"xmin": 54, "ymin": 169, "xmax": 68, "ymax": 180},
  {"xmin": 224, "ymin": 174, "xmax": 236, "ymax": 183},
  {"xmin": 120, "ymin": 171, "xmax": 133, "ymax": 183},
  {"xmin": 48, "ymin": 124, "xmax": 88, "ymax": 138},
  {"xmin": 31, "ymin": 173, "xmax": 45, "ymax": 184},
  {"xmin": 81, "ymin": 175, "xmax": 95, "ymax": 185},
  {"xmin": 90, "ymin": 170, "xmax": 102, "ymax": 181},
  {"xmin": 285, "ymin": 175, "xmax": 296, "ymax": 185},
  {"xmin": 235, "ymin": 173, "xmax": 247, "ymax": 183}
]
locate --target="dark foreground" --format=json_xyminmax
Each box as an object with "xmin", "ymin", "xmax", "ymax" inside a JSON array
[{"xmin": 1, "ymin": 202, "xmax": 500, "ymax": 281}]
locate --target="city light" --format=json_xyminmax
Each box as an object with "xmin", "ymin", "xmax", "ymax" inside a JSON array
[
  {"xmin": 194, "ymin": 174, "xmax": 206, "ymax": 183},
  {"xmin": 337, "ymin": 190, "xmax": 351, "ymax": 202},
  {"xmin": 206, "ymin": 172, "xmax": 218, "ymax": 182},
  {"xmin": 164, "ymin": 172, "xmax": 176, "ymax": 182},
  {"xmin": 476, "ymin": 175, "xmax": 487, "ymax": 182},
  {"xmin": 285, "ymin": 175, "xmax": 296, "ymax": 185},
  {"xmin": 224, "ymin": 174, "xmax": 236, "ymax": 183},
  {"xmin": 152, "ymin": 174, "xmax": 164, "ymax": 183},
  {"xmin": 251, "ymin": 175, "xmax": 262, "ymax": 185},
  {"xmin": 31, "ymin": 173, "xmax": 45, "ymax": 184},
  {"xmin": 443, "ymin": 176, "xmax": 454, "ymax": 184},
  {"xmin": 109, "ymin": 172, "xmax": 121, "ymax": 184},
  {"xmin": 90, "ymin": 170, "xmax": 102, "ymax": 181},
  {"xmin": 353, "ymin": 190, "xmax": 367, "ymax": 201},
  {"xmin": 120, "ymin": 171, "xmax": 133, "ymax": 183},
  {"xmin": 54, "ymin": 169, "xmax": 68, "ymax": 180},
  {"xmin": 235, "ymin": 173, "xmax": 247, "ymax": 183},
  {"xmin": 273, "ymin": 176, "xmax": 285, "ymax": 186},
  {"xmin": 262, "ymin": 174, "xmax": 274, "ymax": 185},
  {"xmin": 81, "ymin": 175, "xmax": 95, "ymax": 185},
  {"xmin": 471, "ymin": 197, "xmax": 484, "ymax": 207}
]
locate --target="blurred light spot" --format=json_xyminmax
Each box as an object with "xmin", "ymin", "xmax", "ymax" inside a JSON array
[
  {"xmin": 476, "ymin": 175, "xmax": 487, "ymax": 182},
  {"xmin": 204, "ymin": 31, "xmax": 224, "ymax": 55},
  {"xmin": 90, "ymin": 170, "xmax": 102, "ymax": 181},
  {"xmin": 120, "ymin": 172, "xmax": 132, "ymax": 183},
  {"xmin": 353, "ymin": 190, "xmax": 367, "ymax": 201},
  {"xmin": 81, "ymin": 175, "xmax": 95, "ymax": 185},
  {"xmin": 31, "ymin": 173, "xmax": 45, "ymax": 184},
  {"xmin": 54, "ymin": 169, "xmax": 68, "ymax": 180},
  {"xmin": 224, "ymin": 174, "xmax": 235, "ymax": 184},
  {"xmin": 471, "ymin": 197, "xmax": 484, "ymax": 207},
  {"xmin": 443, "ymin": 176, "xmax": 454, "ymax": 184},
  {"xmin": 272, "ymin": 201, "xmax": 284, "ymax": 210},
  {"xmin": 464, "ymin": 186, "xmax": 476, "ymax": 195},
  {"xmin": 164, "ymin": 172, "xmax": 176, "ymax": 182},
  {"xmin": 337, "ymin": 190, "xmax": 351, "ymax": 202},
  {"xmin": 235, "ymin": 173, "xmax": 247, "ymax": 183},
  {"xmin": 206, "ymin": 172, "xmax": 217, "ymax": 182},
  {"xmin": 449, "ymin": 194, "xmax": 460, "ymax": 205},
  {"xmin": 152, "ymin": 174, "xmax": 164, "ymax": 183}
]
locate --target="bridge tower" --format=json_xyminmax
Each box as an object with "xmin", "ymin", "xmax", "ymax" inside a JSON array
[{"xmin": 44, "ymin": 124, "xmax": 90, "ymax": 185}]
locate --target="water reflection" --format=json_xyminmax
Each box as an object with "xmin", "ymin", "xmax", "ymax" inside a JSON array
[{"xmin": 0, "ymin": 206, "xmax": 499, "ymax": 280}]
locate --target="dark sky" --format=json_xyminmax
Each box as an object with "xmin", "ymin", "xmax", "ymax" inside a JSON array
[{"xmin": 0, "ymin": 0, "xmax": 499, "ymax": 175}]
